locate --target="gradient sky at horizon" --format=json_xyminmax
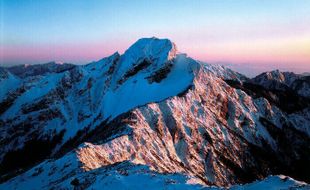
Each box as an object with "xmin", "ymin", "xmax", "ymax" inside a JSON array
[{"xmin": 1, "ymin": 0, "xmax": 310, "ymax": 74}]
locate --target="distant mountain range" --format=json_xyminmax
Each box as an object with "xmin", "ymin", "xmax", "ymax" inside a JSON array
[
  {"xmin": 301, "ymin": 72, "xmax": 310, "ymax": 76},
  {"xmin": 0, "ymin": 38, "xmax": 309, "ymax": 189}
]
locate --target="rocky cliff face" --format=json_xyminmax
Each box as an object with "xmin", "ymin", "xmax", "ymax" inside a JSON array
[{"xmin": 0, "ymin": 38, "xmax": 309, "ymax": 189}]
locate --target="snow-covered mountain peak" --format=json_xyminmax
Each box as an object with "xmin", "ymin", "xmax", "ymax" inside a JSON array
[
  {"xmin": 250, "ymin": 70, "xmax": 301, "ymax": 92},
  {"xmin": 125, "ymin": 37, "xmax": 177, "ymax": 60},
  {"xmin": 248, "ymin": 69, "xmax": 310, "ymax": 97},
  {"xmin": 264, "ymin": 70, "xmax": 298, "ymax": 84},
  {"xmin": 0, "ymin": 38, "xmax": 309, "ymax": 189},
  {"xmin": 113, "ymin": 38, "xmax": 178, "ymax": 82}
]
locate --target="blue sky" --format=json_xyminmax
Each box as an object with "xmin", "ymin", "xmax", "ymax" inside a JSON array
[{"xmin": 1, "ymin": 0, "xmax": 310, "ymax": 74}]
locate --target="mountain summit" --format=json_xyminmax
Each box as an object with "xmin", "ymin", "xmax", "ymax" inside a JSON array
[{"xmin": 0, "ymin": 38, "xmax": 309, "ymax": 189}]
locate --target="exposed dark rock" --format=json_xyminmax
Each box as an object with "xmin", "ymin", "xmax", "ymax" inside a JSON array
[
  {"xmin": 118, "ymin": 59, "xmax": 153, "ymax": 85},
  {"xmin": 225, "ymin": 80, "xmax": 310, "ymax": 113},
  {"xmin": 259, "ymin": 117, "xmax": 310, "ymax": 183},
  {"xmin": 70, "ymin": 178, "xmax": 80, "ymax": 186},
  {"xmin": 0, "ymin": 86, "xmax": 27, "ymax": 116},
  {"xmin": 146, "ymin": 62, "xmax": 173, "ymax": 83},
  {"xmin": 0, "ymin": 129, "xmax": 65, "ymax": 182}
]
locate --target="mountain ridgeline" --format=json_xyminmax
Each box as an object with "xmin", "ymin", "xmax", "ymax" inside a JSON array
[{"xmin": 0, "ymin": 38, "xmax": 309, "ymax": 189}]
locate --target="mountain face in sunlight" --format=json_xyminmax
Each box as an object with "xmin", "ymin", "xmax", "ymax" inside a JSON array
[{"xmin": 0, "ymin": 38, "xmax": 309, "ymax": 190}]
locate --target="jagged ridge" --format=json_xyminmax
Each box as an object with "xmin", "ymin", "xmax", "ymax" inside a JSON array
[{"xmin": 0, "ymin": 38, "xmax": 309, "ymax": 189}]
